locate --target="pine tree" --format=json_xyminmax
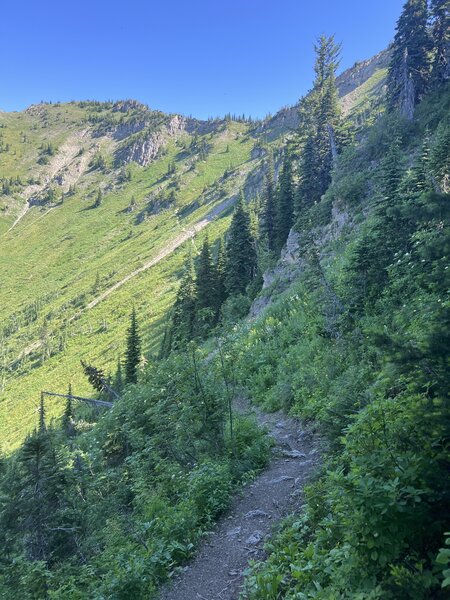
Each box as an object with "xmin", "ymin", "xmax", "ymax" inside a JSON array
[
  {"xmin": 62, "ymin": 383, "xmax": 74, "ymax": 436},
  {"xmin": 259, "ymin": 158, "xmax": 276, "ymax": 251},
  {"xmin": 17, "ymin": 428, "xmax": 69, "ymax": 563},
  {"xmin": 94, "ymin": 189, "xmax": 102, "ymax": 208},
  {"xmin": 125, "ymin": 308, "xmax": 141, "ymax": 384},
  {"xmin": 430, "ymin": 0, "xmax": 450, "ymax": 86},
  {"xmin": 215, "ymin": 239, "xmax": 228, "ymax": 308},
  {"xmin": 171, "ymin": 262, "xmax": 198, "ymax": 348},
  {"xmin": 225, "ymin": 195, "xmax": 258, "ymax": 295},
  {"xmin": 379, "ymin": 137, "xmax": 403, "ymax": 202},
  {"xmin": 195, "ymin": 237, "xmax": 220, "ymax": 332},
  {"xmin": 39, "ymin": 393, "xmax": 46, "ymax": 433},
  {"xmin": 297, "ymin": 35, "xmax": 342, "ymax": 209},
  {"xmin": 387, "ymin": 0, "xmax": 432, "ymax": 118},
  {"xmin": 275, "ymin": 153, "xmax": 295, "ymax": 250}
]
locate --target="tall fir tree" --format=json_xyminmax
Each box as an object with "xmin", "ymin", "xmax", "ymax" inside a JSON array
[
  {"xmin": 171, "ymin": 261, "xmax": 198, "ymax": 348},
  {"xmin": 259, "ymin": 157, "xmax": 277, "ymax": 252},
  {"xmin": 62, "ymin": 383, "xmax": 74, "ymax": 436},
  {"xmin": 430, "ymin": 0, "xmax": 450, "ymax": 86},
  {"xmin": 275, "ymin": 153, "xmax": 295, "ymax": 251},
  {"xmin": 297, "ymin": 35, "xmax": 342, "ymax": 210},
  {"xmin": 195, "ymin": 237, "xmax": 220, "ymax": 332},
  {"xmin": 225, "ymin": 195, "xmax": 258, "ymax": 295},
  {"xmin": 387, "ymin": 0, "xmax": 432, "ymax": 118},
  {"xmin": 215, "ymin": 238, "xmax": 228, "ymax": 309},
  {"xmin": 125, "ymin": 308, "xmax": 141, "ymax": 385}
]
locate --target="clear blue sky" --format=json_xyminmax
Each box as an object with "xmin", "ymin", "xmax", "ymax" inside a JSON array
[{"xmin": 1, "ymin": 0, "xmax": 404, "ymax": 118}]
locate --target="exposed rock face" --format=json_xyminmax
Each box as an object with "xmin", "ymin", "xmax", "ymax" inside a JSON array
[
  {"xmin": 114, "ymin": 115, "xmax": 186, "ymax": 167},
  {"xmin": 249, "ymin": 201, "xmax": 351, "ymax": 318},
  {"xmin": 184, "ymin": 117, "xmax": 224, "ymax": 136},
  {"xmin": 251, "ymin": 48, "xmax": 390, "ymax": 141},
  {"xmin": 336, "ymin": 49, "xmax": 391, "ymax": 97}
]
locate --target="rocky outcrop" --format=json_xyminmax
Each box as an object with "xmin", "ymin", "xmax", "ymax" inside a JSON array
[
  {"xmin": 251, "ymin": 48, "xmax": 390, "ymax": 142},
  {"xmin": 336, "ymin": 49, "xmax": 391, "ymax": 98},
  {"xmin": 249, "ymin": 202, "xmax": 351, "ymax": 318},
  {"xmin": 114, "ymin": 115, "xmax": 186, "ymax": 167}
]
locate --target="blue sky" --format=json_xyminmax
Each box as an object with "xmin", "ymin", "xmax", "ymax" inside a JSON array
[{"xmin": 1, "ymin": 0, "xmax": 404, "ymax": 118}]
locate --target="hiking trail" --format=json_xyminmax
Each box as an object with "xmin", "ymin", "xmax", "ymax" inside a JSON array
[{"xmin": 159, "ymin": 396, "xmax": 321, "ymax": 600}]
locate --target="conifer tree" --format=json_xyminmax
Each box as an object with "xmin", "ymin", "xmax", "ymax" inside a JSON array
[
  {"xmin": 259, "ymin": 158, "xmax": 276, "ymax": 251},
  {"xmin": 275, "ymin": 153, "xmax": 295, "ymax": 251},
  {"xmin": 215, "ymin": 239, "xmax": 228, "ymax": 308},
  {"xmin": 225, "ymin": 195, "xmax": 257, "ymax": 295},
  {"xmin": 430, "ymin": 0, "xmax": 450, "ymax": 86},
  {"xmin": 387, "ymin": 0, "xmax": 432, "ymax": 118},
  {"xmin": 62, "ymin": 383, "xmax": 74, "ymax": 436},
  {"xmin": 195, "ymin": 237, "xmax": 220, "ymax": 333},
  {"xmin": 94, "ymin": 189, "xmax": 102, "ymax": 208},
  {"xmin": 125, "ymin": 308, "xmax": 141, "ymax": 384},
  {"xmin": 171, "ymin": 261, "xmax": 198, "ymax": 348},
  {"xmin": 297, "ymin": 35, "xmax": 342, "ymax": 209}
]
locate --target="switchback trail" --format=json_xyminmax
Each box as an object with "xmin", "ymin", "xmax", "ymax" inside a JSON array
[{"xmin": 159, "ymin": 397, "xmax": 320, "ymax": 600}]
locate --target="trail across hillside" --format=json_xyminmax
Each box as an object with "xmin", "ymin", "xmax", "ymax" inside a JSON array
[
  {"xmin": 15, "ymin": 195, "xmax": 237, "ymax": 362},
  {"xmin": 159, "ymin": 397, "xmax": 320, "ymax": 600},
  {"xmin": 84, "ymin": 196, "xmax": 236, "ymax": 311}
]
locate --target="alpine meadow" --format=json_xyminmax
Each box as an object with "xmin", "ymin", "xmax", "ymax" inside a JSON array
[{"xmin": 0, "ymin": 1, "xmax": 449, "ymax": 598}]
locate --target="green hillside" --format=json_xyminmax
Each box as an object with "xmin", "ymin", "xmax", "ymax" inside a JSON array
[
  {"xmin": 0, "ymin": 2, "xmax": 449, "ymax": 596},
  {"xmin": 0, "ymin": 55, "xmax": 388, "ymax": 452}
]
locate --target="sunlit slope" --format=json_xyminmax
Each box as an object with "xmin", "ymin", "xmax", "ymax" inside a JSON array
[
  {"xmin": 0, "ymin": 103, "xmax": 267, "ymax": 451},
  {"xmin": 0, "ymin": 53, "xmax": 389, "ymax": 451}
]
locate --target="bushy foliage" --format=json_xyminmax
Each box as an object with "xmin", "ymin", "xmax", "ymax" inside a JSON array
[
  {"xmin": 237, "ymin": 91, "xmax": 450, "ymax": 598},
  {"xmin": 0, "ymin": 348, "xmax": 269, "ymax": 598}
]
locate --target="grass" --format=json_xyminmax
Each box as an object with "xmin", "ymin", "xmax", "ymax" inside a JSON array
[{"xmin": 0, "ymin": 103, "xmax": 273, "ymax": 452}]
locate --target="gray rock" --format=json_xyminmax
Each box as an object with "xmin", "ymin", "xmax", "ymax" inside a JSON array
[
  {"xmin": 269, "ymin": 475, "xmax": 294, "ymax": 484},
  {"xmin": 245, "ymin": 510, "xmax": 269, "ymax": 519},
  {"xmin": 226, "ymin": 526, "xmax": 241, "ymax": 537},
  {"xmin": 246, "ymin": 531, "xmax": 263, "ymax": 545},
  {"xmin": 282, "ymin": 450, "xmax": 307, "ymax": 459}
]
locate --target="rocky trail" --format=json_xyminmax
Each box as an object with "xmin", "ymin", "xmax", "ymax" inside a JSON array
[{"xmin": 159, "ymin": 397, "xmax": 320, "ymax": 600}]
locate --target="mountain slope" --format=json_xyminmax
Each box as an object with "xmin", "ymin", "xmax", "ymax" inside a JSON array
[{"xmin": 0, "ymin": 52, "xmax": 389, "ymax": 452}]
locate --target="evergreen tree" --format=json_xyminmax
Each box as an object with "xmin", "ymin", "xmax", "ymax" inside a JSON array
[
  {"xmin": 215, "ymin": 238, "xmax": 228, "ymax": 308},
  {"xmin": 38, "ymin": 393, "xmax": 46, "ymax": 434},
  {"xmin": 94, "ymin": 189, "xmax": 102, "ymax": 208},
  {"xmin": 195, "ymin": 237, "xmax": 220, "ymax": 332},
  {"xmin": 387, "ymin": 0, "xmax": 432, "ymax": 118},
  {"xmin": 297, "ymin": 35, "xmax": 342, "ymax": 209},
  {"xmin": 275, "ymin": 153, "xmax": 295, "ymax": 250},
  {"xmin": 225, "ymin": 196, "xmax": 258, "ymax": 295},
  {"xmin": 125, "ymin": 308, "xmax": 141, "ymax": 385},
  {"xmin": 62, "ymin": 383, "xmax": 74, "ymax": 436},
  {"xmin": 171, "ymin": 262, "xmax": 198, "ymax": 348},
  {"xmin": 430, "ymin": 0, "xmax": 450, "ymax": 86},
  {"xmin": 379, "ymin": 137, "xmax": 403, "ymax": 202},
  {"xmin": 259, "ymin": 158, "xmax": 276, "ymax": 251}
]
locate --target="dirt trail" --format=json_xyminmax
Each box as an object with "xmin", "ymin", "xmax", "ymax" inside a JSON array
[
  {"xmin": 84, "ymin": 196, "xmax": 236, "ymax": 312},
  {"xmin": 159, "ymin": 397, "xmax": 320, "ymax": 600},
  {"xmin": 14, "ymin": 196, "xmax": 236, "ymax": 362}
]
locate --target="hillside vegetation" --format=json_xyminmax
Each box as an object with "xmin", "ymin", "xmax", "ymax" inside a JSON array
[{"xmin": 0, "ymin": 1, "xmax": 449, "ymax": 598}]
